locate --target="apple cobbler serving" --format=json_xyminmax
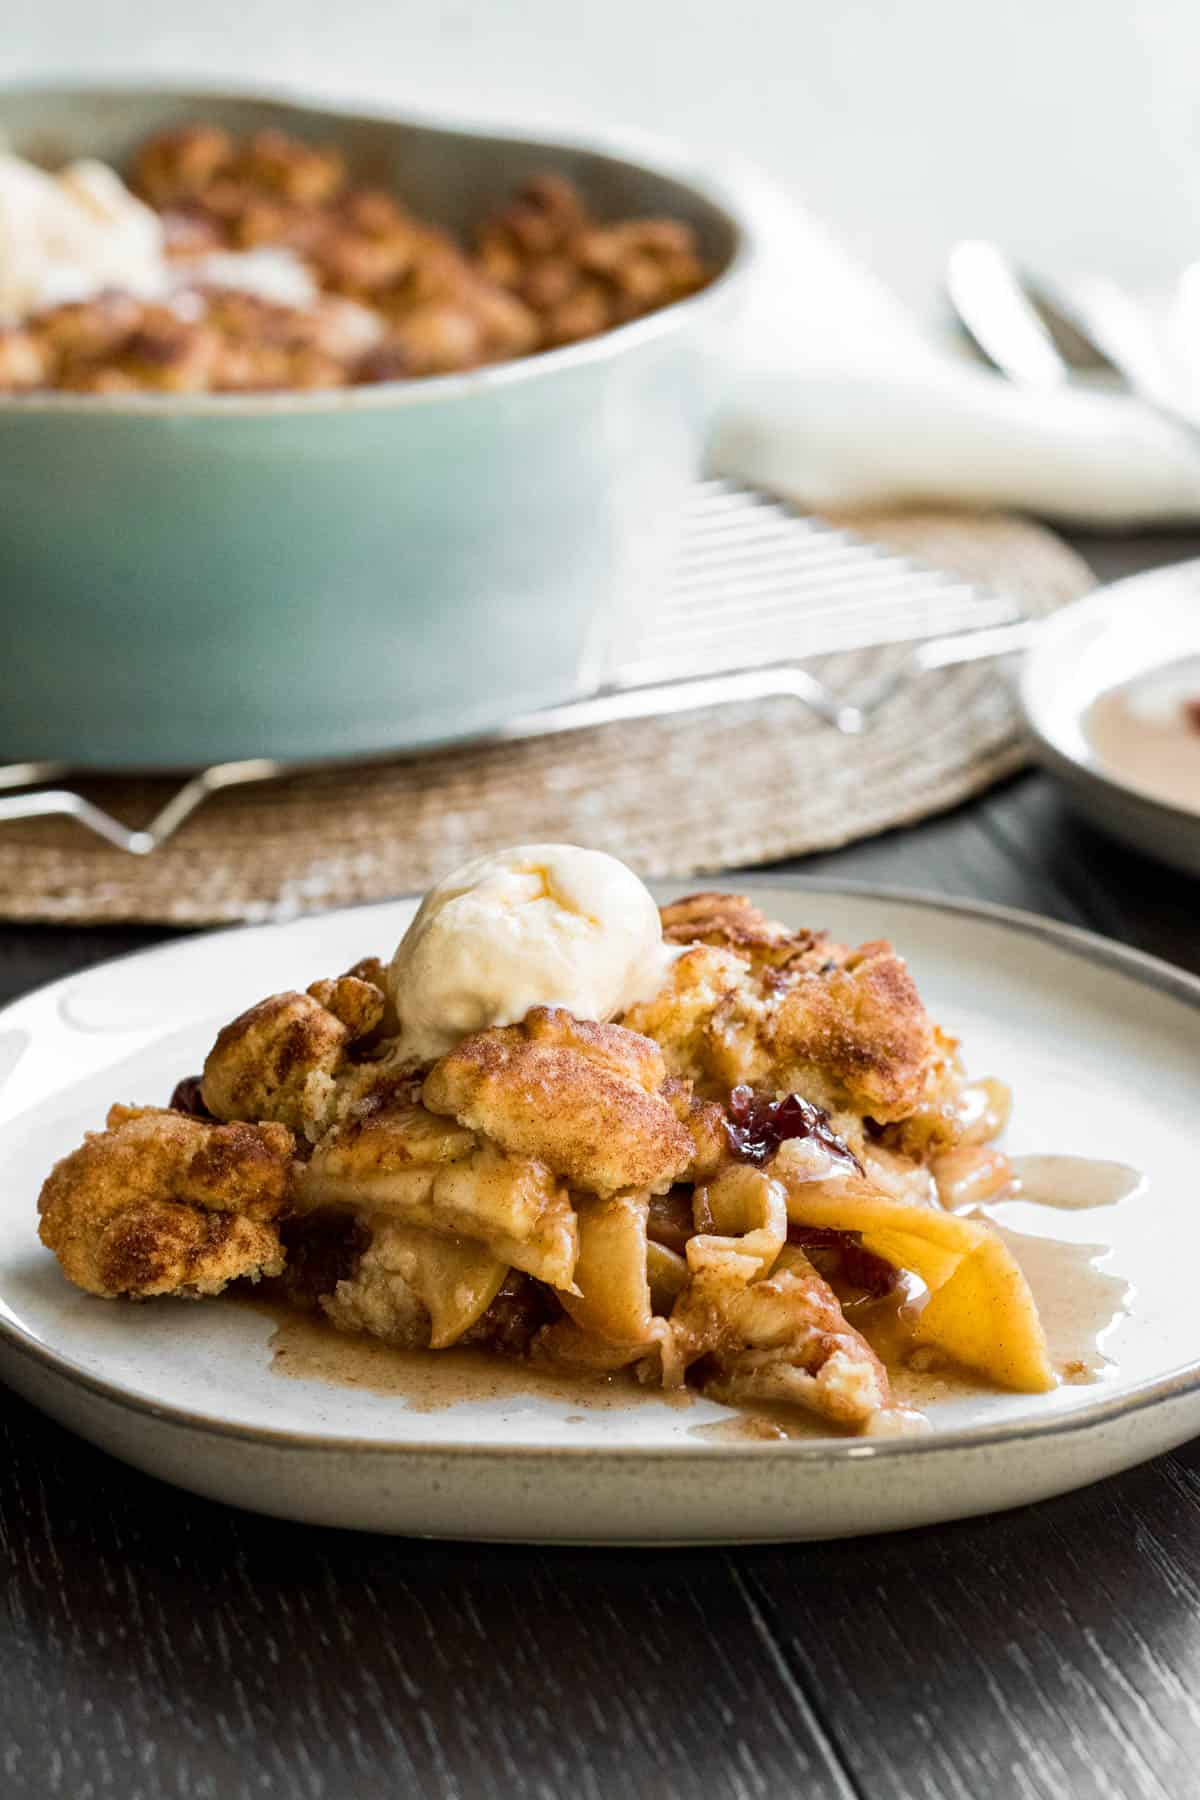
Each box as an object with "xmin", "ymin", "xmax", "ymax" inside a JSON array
[
  {"xmin": 0, "ymin": 125, "xmax": 711, "ymax": 394},
  {"xmin": 37, "ymin": 847, "xmax": 1055, "ymax": 1436}
]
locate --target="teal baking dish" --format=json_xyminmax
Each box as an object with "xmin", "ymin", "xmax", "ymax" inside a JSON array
[{"xmin": 0, "ymin": 84, "xmax": 751, "ymax": 770}]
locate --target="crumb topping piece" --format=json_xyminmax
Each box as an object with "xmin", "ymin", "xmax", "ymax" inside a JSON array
[
  {"xmin": 37, "ymin": 1105, "xmax": 294, "ymax": 1298},
  {"xmin": 623, "ymin": 893, "xmax": 941, "ymax": 1123},
  {"xmin": 422, "ymin": 1007, "xmax": 695, "ymax": 1198}
]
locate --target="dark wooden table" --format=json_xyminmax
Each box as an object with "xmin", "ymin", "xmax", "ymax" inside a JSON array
[{"xmin": 2, "ymin": 533, "xmax": 1199, "ymax": 1800}]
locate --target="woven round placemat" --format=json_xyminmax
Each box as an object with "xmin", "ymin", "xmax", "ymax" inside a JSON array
[{"xmin": 1, "ymin": 509, "xmax": 1092, "ymax": 926}]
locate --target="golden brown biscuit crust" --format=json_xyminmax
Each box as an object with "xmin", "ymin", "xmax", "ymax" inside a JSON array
[
  {"xmin": 421, "ymin": 1006, "xmax": 694, "ymax": 1198},
  {"xmin": 37, "ymin": 1105, "xmax": 294, "ymax": 1298},
  {"xmin": 660, "ymin": 892, "xmax": 837, "ymax": 970},
  {"xmin": 625, "ymin": 902, "xmax": 940, "ymax": 1124},
  {"xmin": 201, "ymin": 973, "xmax": 396, "ymax": 1140},
  {"xmin": 303, "ymin": 973, "xmax": 386, "ymax": 1040},
  {"xmin": 771, "ymin": 939, "xmax": 937, "ymax": 1121},
  {"xmin": 202, "ymin": 990, "xmax": 349, "ymax": 1136}
]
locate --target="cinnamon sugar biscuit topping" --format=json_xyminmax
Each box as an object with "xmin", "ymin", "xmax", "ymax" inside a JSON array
[
  {"xmin": 37, "ymin": 1104, "xmax": 293, "ymax": 1298},
  {"xmin": 422, "ymin": 1007, "xmax": 694, "ymax": 1198}
]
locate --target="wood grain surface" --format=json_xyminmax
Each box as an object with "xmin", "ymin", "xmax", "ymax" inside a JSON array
[{"xmin": 1, "ymin": 530, "xmax": 1198, "ymax": 1800}]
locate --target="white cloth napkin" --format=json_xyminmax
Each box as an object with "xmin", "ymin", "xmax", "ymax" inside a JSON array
[{"xmin": 708, "ymin": 166, "xmax": 1200, "ymax": 528}]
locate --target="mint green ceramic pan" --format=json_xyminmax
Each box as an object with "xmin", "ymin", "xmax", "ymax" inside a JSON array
[{"xmin": 0, "ymin": 85, "xmax": 751, "ymax": 769}]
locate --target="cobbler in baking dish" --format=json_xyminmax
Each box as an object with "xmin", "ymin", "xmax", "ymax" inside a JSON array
[
  {"xmin": 0, "ymin": 124, "xmax": 711, "ymax": 393},
  {"xmin": 37, "ymin": 848, "xmax": 1054, "ymax": 1436}
]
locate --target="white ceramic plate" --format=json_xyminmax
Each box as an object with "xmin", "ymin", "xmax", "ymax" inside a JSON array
[
  {"xmin": 1020, "ymin": 558, "xmax": 1200, "ymax": 877},
  {"xmin": 1, "ymin": 882, "xmax": 1198, "ymax": 1544}
]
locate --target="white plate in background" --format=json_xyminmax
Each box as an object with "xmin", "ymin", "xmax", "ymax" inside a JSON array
[{"xmin": 1020, "ymin": 558, "xmax": 1200, "ymax": 876}]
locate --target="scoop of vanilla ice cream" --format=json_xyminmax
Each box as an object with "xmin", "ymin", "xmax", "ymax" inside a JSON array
[
  {"xmin": 389, "ymin": 844, "xmax": 673, "ymax": 1061},
  {"xmin": 0, "ymin": 150, "xmax": 351, "ymax": 330},
  {"xmin": 184, "ymin": 247, "xmax": 320, "ymax": 310},
  {"xmin": 0, "ymin": 154, "xmax": 167, "ymax": 322}
]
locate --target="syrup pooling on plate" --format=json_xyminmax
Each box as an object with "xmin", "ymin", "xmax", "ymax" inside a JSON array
[
  {"xmin": 261, "ymin": 1297, "xmax": 931, "ymax": 1438},
  {"xmin": 258, "ymin": 1300, "xmax": 685, "ymax": 1413},
  {"xmin": 992, "ymin": 1227, "xmax": 1130, "ymax": 1384},
  {"xmin": 1086, "ymin": 655, "xmax": 1200, "ymax": 816},
  {"xmin": 966, "ymin": 1155, "xmax": 1143, "ymax": 1381},
  {"xmin": 1006, "ymin": 1154, "xmax": 1144, "ymax": 1209}
]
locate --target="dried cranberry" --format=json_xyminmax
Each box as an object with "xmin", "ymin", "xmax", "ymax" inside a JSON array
[
  {"xmin": 790, "ymin": 1225, "xmax": 896, "ymax": 1296},
  {"xmin": 169, "ymin": 1074, "xmax": 212, "ymax": 1118},
  {"xmin": 725, "ymin": 1085, "xmax": 863, "ymax": 1176}
]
